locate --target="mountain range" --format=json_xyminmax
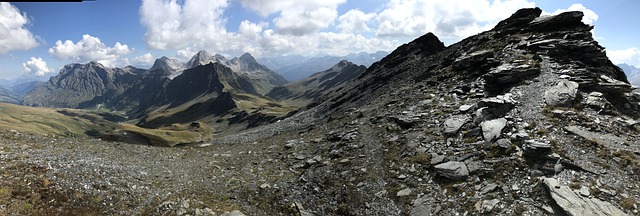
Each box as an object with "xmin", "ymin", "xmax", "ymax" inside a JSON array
[
  {"xmin": 258, "ymin": 51, "xmax": 388, "ymax": 81},
  {"xmin": 18, "ymin": 50, "xmax": 368, "ymax": 145}
]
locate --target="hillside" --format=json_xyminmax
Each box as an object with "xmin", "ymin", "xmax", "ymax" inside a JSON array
[{"xmin": 266, "ymin": 60, "xmax": 367, "ymax": 107}]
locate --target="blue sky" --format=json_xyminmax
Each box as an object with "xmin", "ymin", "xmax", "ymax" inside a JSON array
[{"xmin": 0, "ymin": 0, "xmax": 638, "ymax": 79}]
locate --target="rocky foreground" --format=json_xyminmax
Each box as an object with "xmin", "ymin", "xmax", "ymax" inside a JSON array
[{"xmin": 1, "ymin": 7, "xmax": 640, "ymax": 216}]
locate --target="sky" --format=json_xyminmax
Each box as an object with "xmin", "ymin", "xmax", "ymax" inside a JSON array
[{"xmin": 0, "ymin": 0, "xmax": 639, "ymax": 80}]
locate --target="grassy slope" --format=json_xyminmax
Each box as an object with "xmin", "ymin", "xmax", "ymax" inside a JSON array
[
  {"xmin": 119, "ymin": 123, "xmax": 213, "ymax": 147},
  {"xmin": 0, "ymin": 102, "xmax": 116, "ymax": 137}
]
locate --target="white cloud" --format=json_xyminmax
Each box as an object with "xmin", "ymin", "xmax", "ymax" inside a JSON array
[
  {"xmin": 375, "ymin": 0, "xmax": 536, "ymax": 39},
  {"xmin": 22, "ymin": 57, "xmax": 52, "ymax": 77},
  {"xmin": 238, "ymin": 0, "xmax": 346, "ymax": 36},
  {"xmin": 140, "ymin": 0, "xmax": 236, "ymax": 50},
  {"xmin": 133, "ymin": 53, "xmax": 155, "ymax": 65},
  {"xmin": 176, "ymin": 48, "xmax": 197, "ymax": 61},
  {"xmin": 0, "ymin": 3, "xmax": 39, "ymax": 54},
  {"xmin": 48, "ymin": 34, "xmax": 133, "ymax": 67},
  {"xmin": 337, "ymin": 9, "xmax": 375, "ymax": 33},
  {"xmin": 608, "ymin": 48, "xmax": 640, "ymax": 68},
  {"xmin": 238, "ymin": 20, "xmax": 267, "ymax": 40},
  {"xmin": 548, "ymin": 3, "xmax": 598, "ymax": 25}
]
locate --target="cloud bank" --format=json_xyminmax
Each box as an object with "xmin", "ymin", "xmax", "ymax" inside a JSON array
[
  {"xmin": 48, "ymin": 34, "xmax": 132, "ymax": 67},
  {"xmin": 0, "ymin": 3, "xmax": 39, "ymax": 54}
]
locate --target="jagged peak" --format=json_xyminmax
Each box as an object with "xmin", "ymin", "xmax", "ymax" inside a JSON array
[
  {"xmin": 327, "ymin": 60, "xmax": 354, "ymax": 72},
  {"xmin": 150, "ymin": 56, "xmax": 184, "ymax": 72},
  {"xmin": 410, "ymin": 32, "xmax": 446, "ymax": 55},
  {"xmin": 493, "ymin": 7, "xmax": 542, "ymax": 30},
  {"xmin": 194, "ymin": 50, "xmax": 212, "ymax": 58},
  {"xmin": 87, "ymin": 61, "xmax": 105, "ymax": 67},
  {"xmin": 239, "ymin": 52, "xmax": 256, "ymax": 62}
]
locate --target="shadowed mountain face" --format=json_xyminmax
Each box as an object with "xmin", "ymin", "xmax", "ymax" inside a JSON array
[
  {"xmin": 266, "ymin": 60, "xmax": 367, "ymax": 107},
  {"xmin": 22, "ymin": 62, "xmax": 147, "ymax": 110},
  {"xmin": 135, "ymin": 63, "xmax": 247, "ymax": 128}
]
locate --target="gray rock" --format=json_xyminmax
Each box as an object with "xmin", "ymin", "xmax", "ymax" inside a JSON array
[
  {"xmin": 476, "ymin": 199, "xmax": 500, "ymax": 213},
  {"xmin": 459, "ymin": 104, "xmax": 473, "ymax": 112},
  {"xmin": 430, "ymin": 154, "xmax": 446, "ymax": 165},
  {"xmin": 397, "ymin": 188, "xmax": 413, "ymax": 197},
  {"xmin": 443, "ymin": 115, "xmax": 469, "ymax": 134},
  {"xmin": 585, "ymin": 91, "xmax": 610, "ymax": 109},
  {"xmin": 544, "ymin": 80, "xmax": 579, "ymax": 106},
  {"xmin": 452, "ymin": 50, "xmax": 494, "ymax": 70},
  {"xmin": 484, "ymin": 63, "xmax": 539, "ymax": 84},
  {"xmin": 480, "ymin": 118, "xmax": 507, "ymax": 142},
  {"xmin": 531, "ymin": 169, "xmax": 544, "ymax": 177},
  {"xmin": 530, "ymin": 11, "xmax": 584, "ymax": 30},
  {"xmin": 523, "ymin": 140, "xmax": 552, "ymax": 155},
  {"xmin": 543, "ymin": 178, "xmax": 628, "ymax": 216},
  {"xmin": 465, "ymin": 160, "xmax": 482, "ymax": 173},
  {"xmin": 480, "ymin": 183, "xmax": 498, "ymax": 194},
  {"xmin": 496, "ymin": 138, "xmax": 512, "ymax": 149},
  {"xmin": 195, "ymin": 208, "xmax": 216, "ymax": 216},
  {"xmin": 221, "ymin": 210, "xmax": 247, "ymax": 216},
  {"xmin": 564, "ymin": 126, "xmax": 634, "ymax": 153},
  {"xmin": 579, "ymin": 186, "xmax": 591, "ymax": 197},
  {"xmin": 493, "ymin": 7, "xmax": 542, "ymax": 30},
  {"xmin": 434, "ymin": 161, "xmax": 469, "ymax": 180},
  {"xmin": 410, "ymin": 196, "xmax": 433, "ymax": 216},
  {"xmin": 594, "ymin": 74, "xmax": 633, "ymax": 94}
]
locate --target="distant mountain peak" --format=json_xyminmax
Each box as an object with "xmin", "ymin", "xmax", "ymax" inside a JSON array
[
  {"xmin": 187, "ymin": 50, "xmax": 216, "ymax": 68},
  {"xmin": 331, "ymin": 60, "xmax": 353, "ymax": 70},
  {"xmin": 239, "ymin": 53, "xmax": 256, "ymax": 62},
  {"xmin": 150, "ymin": 56, "xmax": 184, "ymax": 73}
]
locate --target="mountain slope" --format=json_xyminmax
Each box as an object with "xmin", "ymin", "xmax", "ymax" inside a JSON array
[
  {"xmin": 22, "ymin": 62, "xmax": 147, "ymax": 110},
  {"xmin": 0, "ymin": 86, "xmax": 21, "ymax": 104},
  {"xmin": 266, "ymin": 60, "xmax": 367, "ymax": 107},
  {"xmin": 217, "ymin": 8, "xmax": 638, "ymax": 215}
]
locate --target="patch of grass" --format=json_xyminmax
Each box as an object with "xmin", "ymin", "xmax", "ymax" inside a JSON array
[
  {"xmin": 569, "ymin": 178, "xmax": 581, "ymax": 190},
  {"xmin": 621, "ymin": 197, "xmax": 637, "ymax": 210},
  {"xmin": 120, "ymin": 123, "xmax": 211, "ymax": 147},
  {"xmin": 613, "ymin": 150, "xmax": 638, "ymax": 168},
  {"xmin": 408, "ymin": 152, "xmax": 432, "ymax": 166}
]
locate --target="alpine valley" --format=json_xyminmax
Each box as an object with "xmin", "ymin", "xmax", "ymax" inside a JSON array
[{"xmin": 0, "ymin": 7, "xmax": 639, "ymax": 216}]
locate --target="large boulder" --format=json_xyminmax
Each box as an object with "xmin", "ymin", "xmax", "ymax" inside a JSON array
[
  {"xmin": 493, "ymin": 7, "xmax": 543, "ymax": 30},
  {"xmin": 529, "ymin": 11, "xmax": 585, "ymax": 31},
  {"xmin": 484, "ymin": 63, "xmax": 540, "ymax": 85},
  {"xmin": 545, "ymin": 80, "xmax": 579, "ymax": 106},
  {"xmin": 434, "ymin": 161, "xmax": 469, "ymax": 180},
  {"xmin": 443, "ymin": 115, "xmax": 469, "ymax": 134},
  {"xmin": 480, "ymin": 118, "xmax": 507, "ymax": 142},
  {"xmin": 452, "ymin": 50, "xmax": 494, "ymax": 71},
  {"xmin": 543, "ymin": 178, "xmax": 629, "ymax": 216}
]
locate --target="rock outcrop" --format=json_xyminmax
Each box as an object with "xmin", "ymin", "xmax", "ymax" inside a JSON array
[{"xmin": 543, "ymin": 178, "xmax": 628, "ymax": 216}]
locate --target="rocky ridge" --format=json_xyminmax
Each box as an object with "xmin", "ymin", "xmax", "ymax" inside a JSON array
[{"xmin": 214, "ymin": 7, "xmax": 640, "ymax": 215}]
